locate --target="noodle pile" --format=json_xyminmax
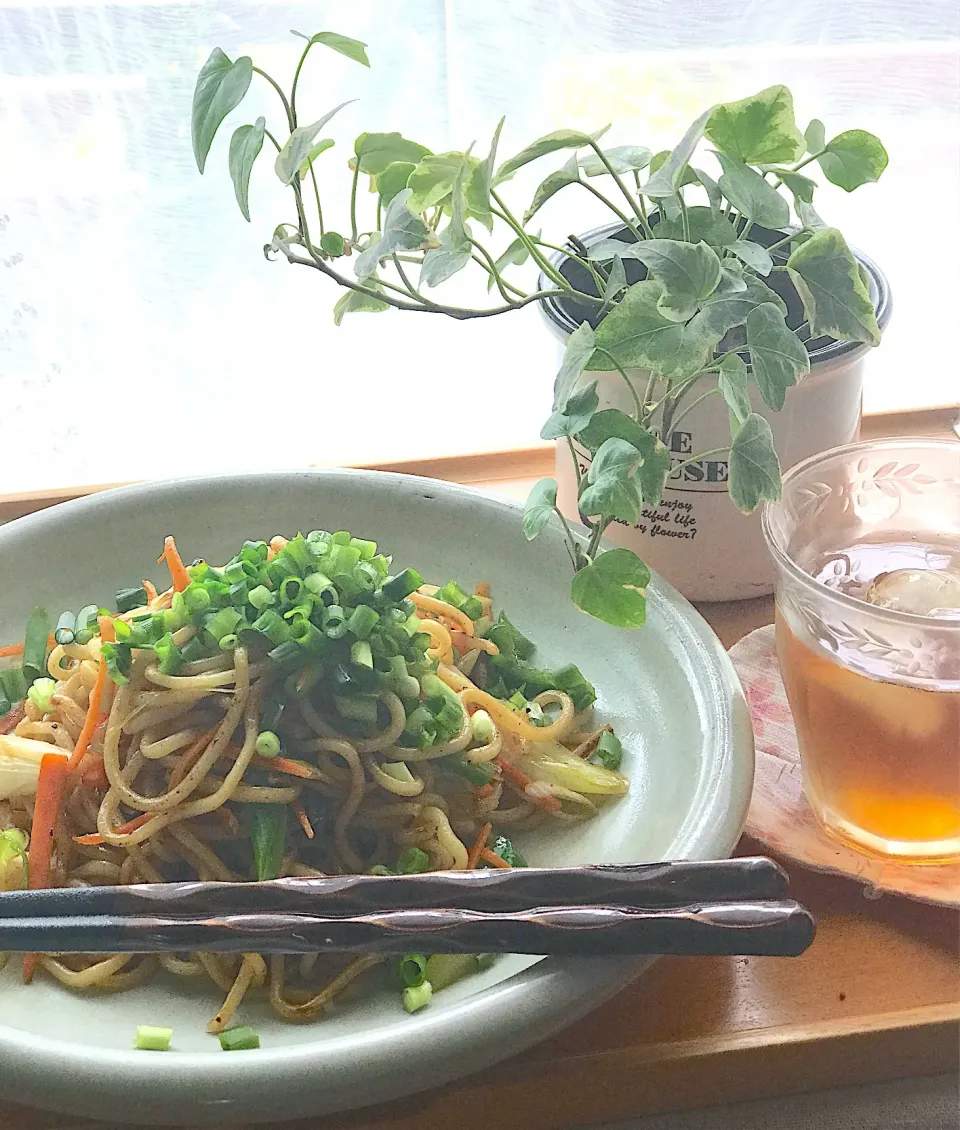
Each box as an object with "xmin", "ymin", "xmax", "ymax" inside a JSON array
[{"xmin": 0, "ymin": 530, "xmax": 627, "ymax": 1031}]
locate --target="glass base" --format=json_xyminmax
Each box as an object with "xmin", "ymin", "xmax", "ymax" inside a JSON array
[{"xmin": 806, "ymin": 787, "xmax": 960, "ymax": 862}]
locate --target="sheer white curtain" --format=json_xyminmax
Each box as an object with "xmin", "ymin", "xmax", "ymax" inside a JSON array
[{"xmin": 1, "ymin": 0, "xmax": 957, "ymax": 492}]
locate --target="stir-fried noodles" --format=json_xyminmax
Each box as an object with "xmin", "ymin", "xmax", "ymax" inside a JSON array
[{"xmin": 0, "ymin": 530, "xmax": 627, "ymax": 1032}]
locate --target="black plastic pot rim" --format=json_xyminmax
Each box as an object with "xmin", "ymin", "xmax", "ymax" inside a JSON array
[{"xmin": 537, "ymin": 221, "xmax": 892, "ymax": 369}]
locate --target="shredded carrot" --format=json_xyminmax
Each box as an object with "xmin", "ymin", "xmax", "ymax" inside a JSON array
[
  {"xmin": 168, "ymin": 729, "xmax": 217, "ymax": 789},
  {"xmin": 253, "ymin": 754, "xmax": 314, "ymax": 779},
  {"xmin": 157, "ymin": 535, "xmax": 191, "ymax": 593},
  {"xmin": 495, "ymin": 755, "xmax": 562, "ymax": 814},
  {"xmin": 292, "ymin": 800, "xmax": 315, "ymax": 840},
  {"xmin": 467, "ymin": 822, "xmax": 492, "ymax": 870},
  {"xmin": 142, "ymin": 578, "xmax": 159, "ymax": 603},
  {"xmin": 479, "ymin": 847, "xmax": 512, "ymax": 869},
  {"xmin": 0, "ymin": 702, "xmax": 25, "ymax": 735},
  {"xmin": 474, "ymin": 582, "xmax": 491, "ymax": 599},
  {"xmin": 73, "ymin": 811, "xmax": 154, "ymax": 846},
  {"xmin": 24, "ymin": 752, "xmax": 69, "ymax": 981},
  {"xmin": 0, "ymin": 632, "xmax": 56, "ymax": 658},
  {"xmin": 97, "ymin": 616, "xmax": 116, "ymax": 644},
  {"xmin": 66, "ymin": 658, "xmax": 107, "ymax": 774},
  {"xmin": 475, "ymin": 782, "xmax": 495, "ymax": 801}
]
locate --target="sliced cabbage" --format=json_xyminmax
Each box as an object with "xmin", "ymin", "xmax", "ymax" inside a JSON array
[
  {"xmin": 0, "ymin": 827, "xmax": 27, "ymax": 892},
  {"xmin": 516, "ymin": 739, "xmax": 629, "ymax": 795},
  {"xmin": 0, "ymin": 734, "xmax": 69, "ymax": 801}
]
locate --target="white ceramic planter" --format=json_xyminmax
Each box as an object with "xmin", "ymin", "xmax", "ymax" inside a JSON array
[{"xmin": 540, "ymin": 226, "xmax": 892, "ymax": 603}]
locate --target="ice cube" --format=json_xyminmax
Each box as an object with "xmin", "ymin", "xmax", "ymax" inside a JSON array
[{"xmin": 864, "ymin": 568, "xmax": 960, "ymax": 616}]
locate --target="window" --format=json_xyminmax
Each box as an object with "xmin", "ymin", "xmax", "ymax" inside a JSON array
[{"xmin": 2, "ymin": 0, "xmax": 957, "ymax": 494}]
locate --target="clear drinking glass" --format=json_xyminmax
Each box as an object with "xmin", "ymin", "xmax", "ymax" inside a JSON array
[{"xmin": 762, "ymin": 438, "xmax": 960, "ymax": 860}]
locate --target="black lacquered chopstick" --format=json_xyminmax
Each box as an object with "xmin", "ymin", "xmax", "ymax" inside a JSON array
[
  {"xmin": 0, "ymin": 858, "xmax": 789, "ymax": 920},
  {"xmin": 0, "ymin": 899, "xmax": 814, "ymax": 957}
]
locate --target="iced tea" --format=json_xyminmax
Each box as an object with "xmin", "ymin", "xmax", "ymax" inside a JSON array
[{"xmin": 777, "ymin": 602, "xmax": 960, "ymax": 859}]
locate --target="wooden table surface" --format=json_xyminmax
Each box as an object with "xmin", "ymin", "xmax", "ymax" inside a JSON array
[{"xmin": 2, "ymin": 425, "xmax": 959, "ymax": 1130}]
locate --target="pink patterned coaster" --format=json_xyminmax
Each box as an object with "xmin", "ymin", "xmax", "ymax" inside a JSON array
[{"xmin": 729, "ymin": 625, "xmax": 960, "ymax": 908}]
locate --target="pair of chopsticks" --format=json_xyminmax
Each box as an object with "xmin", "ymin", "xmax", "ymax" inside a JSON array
[{"xmin": 0, "ymin": 857, "xmax": 814, "ymax": 958}]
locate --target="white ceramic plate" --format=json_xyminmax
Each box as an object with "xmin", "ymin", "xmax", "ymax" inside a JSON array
[{"xmin": 0, "ymin": 470, "xmax": 753, "ymax": 1125}]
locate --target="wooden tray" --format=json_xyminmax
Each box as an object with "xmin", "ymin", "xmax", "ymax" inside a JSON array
[{"xmin": 1, "ymin": 409, "xmax": 958, "ymax": 1130}]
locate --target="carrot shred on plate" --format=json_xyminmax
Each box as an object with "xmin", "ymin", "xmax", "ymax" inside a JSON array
[
  {"xmin": 157, "ymin": 535, "xmax": 191, "ymax": 593},
  {"xmin": 479, "ymin": 847, "xmax": 511, "ymax": 869},
  {"xmin": 494, "ymin": 755, "xmax": 562, "ymax": 814},
  {"xmin": 467, "ymin": 822, "xmax": 492, "ymax": 870},
  {"xmin": 67, "ymin": 658, "xmax": 107, "ymax": 774},
  {"xmin": 252, "ymin": 754, "xmax": 314, "ymax": 779},
  {"xmin": 292, "ymin": 800, "xmax": 315, "ymax": 840},
  {"xmin": 142, "ymin": 578, "xmax": 159, "ymax": 603},
  {"xmin": 72, "ymin": 811, "xmax": 154, "ymax": 846},
  {"xmin": 168, "ymin": 729, "xmax": 217, "ymax": 789},
  {"xmin": 24, "ymin": 752, "xmax": 69, "ymax": 982}
]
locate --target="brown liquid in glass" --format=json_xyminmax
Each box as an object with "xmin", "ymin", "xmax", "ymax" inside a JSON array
[{"xmin": 777, "ymin": 537, "xmax": 960, "ymax": 859}]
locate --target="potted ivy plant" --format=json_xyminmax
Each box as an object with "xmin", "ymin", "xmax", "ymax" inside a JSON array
[{"xmin": 191, "ymin": 31, "xmax": 890, "ymax": 625}]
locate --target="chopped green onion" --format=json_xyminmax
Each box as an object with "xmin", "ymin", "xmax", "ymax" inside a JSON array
[
  {"xmin": 347, "ymin": 604, "xmax": 380, "ymax": 640},
  {"xmin": 204, "ymin": 607, "xmax": 242, "ymax": 645},
  {"xmin": 331, "ymin": 530, "xmax": 352, "ymax": 546},
  {"xmin": 423, "ymin": 953, "xmax": 481, "ymax": 992},
  {"xmin": 279, "ymin": 576, "xmax": 304, "ymax": 604},
  {"xmin": 396, "ymin": 847, "xmax": 430, "ymax": 874},
  {"xmin": 290, "ymin": 618, "xmax": 326, "ymax": 654},
  {"xmin": 116, "ymin": 586, "xmax": 148, "ymax": 614},
  {"xmin": 334, "ymin": 693, "xmax": 379, "ymax": 724},
  {"xmin": 0, "ymin": 667, "xmax": 27, "ymax": 704},
  {"xmin": 321, "ymin": 605, "xmax": 347, "ymax": 640},
  {"xmin": 249, "ymin": 805, "xmax": 286, "ymax": 882},
  {"xmin": 0, "ymin": 688, "xmax": 10, "ymax": 716},
  {"xmin": 397, "ymin": 953, "xmax": 428, "ymax": 988},
  {"xmin": 251, "ymin": 609, "xmax": 290, "ymax": 646},
  {"xmin": 485, "ymin": 613, "xmax": 535, "ymax": 661},
  {"xmin": 247, "ymin": 585, "xmax": 275, "ymax": 611},
  {"xmin": 218, "ymin": 633, "xmax": 239, "ymax": 651},
  {"xmin": 439, "ymin": 753, "xmax": 493, "ymax": 787},
  {"xmin": 223, "ymin": 561, "xmax": 247, "ymax": 584},
  {"xmin": 402, "ymin": 980, "xmax": 433, "ymax": 1014},
  {"xmin": 350, "ymin": 537, "xmax": 378, "ymax": 560},
  {"xmin": 368, "ymin": 864, "xmax": 396, "ymax": 876},
  {"xmin": 22, "ymin": 606, "xmax": 50, "ymax": 684},
  {"xmin": 180, "ymin": 636, "xmax": 209, "ymax": 664},
  {"xmin": 102, "ymin": 641, "xmax": 132, "ymax": 686},
  {"xmin": 27, "ymin": 677, "xmax": 57, "ymax": 715},
  {"xmin": 73, "ymin": 604, "xmax": 99, "ymax": 645},
  {"xmin": 163, "ymin": 592, "xmax": 189, "ymax": 633},
  {"xmin": 470, "ymin": 710, "xmax": 495, "ymax": 746},
  {"xmin": 255, "ymin": 730, "xmax": 281, "ymax": 758},
  {"xmin": 154, "ymin": 633, "xmax": 183, "ymax": 676},
  {"xmin": 180, "ymin": 587, "xmax": 210, "ymax": 614},
  {"xmin": 350, "ymin": 640, "xmax": 373, "ymax": 670},
  {"xmin": 134, "ymin": 1025, "xmax": 173, "ymax": 1051},
  {"xmin": 591, "ymin": 730, "xmax": 623, "ymax": 771},
  {"xmin": 218, "ymin": 1025, "xmax": 260, "ymax": 1051},
  {"xmin": 553, "ymin": 664, "xmax": 597, "ymax": 712},
  {"xmin": 54, "ymin": 610, "xmax": 76, "ymax": 646},
  {"xmin": 460, "ymin": 596, "xmax": 484, "ymax": 621},
  {"xmin": 382, "ymin": 568, "xmax": 424, "ymax": 602},
  {"xmin": 524, "ymin": 701, "xmax": 547, "ymax": 727}
]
